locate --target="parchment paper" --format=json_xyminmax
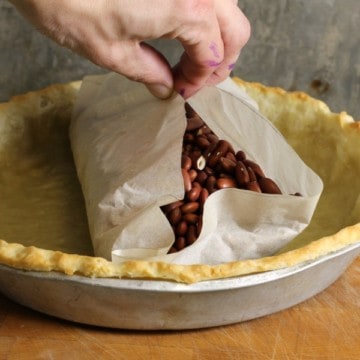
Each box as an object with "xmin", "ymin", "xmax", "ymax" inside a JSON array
[{"xmin": 70, "ymin": 73, "xmax": 323, "ymax": 265}]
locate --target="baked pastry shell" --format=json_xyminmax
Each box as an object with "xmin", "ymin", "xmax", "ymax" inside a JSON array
[{"xmin": 0, "ymin": 78, "xmax": 359, "ymax": 284}]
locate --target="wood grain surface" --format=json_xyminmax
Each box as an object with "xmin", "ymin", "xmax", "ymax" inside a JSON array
[{"xmin": 1, "ymin": 257, "xmax": 359, "ymax": 360}]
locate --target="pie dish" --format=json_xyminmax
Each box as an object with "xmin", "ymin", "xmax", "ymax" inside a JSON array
[
  {"xmin": 0, "ymin": 77, "xmax": 359, "ymax": 329},
  {"xmin": 0, "ymin": 78, "xmax": 359, "ymax": 285}
]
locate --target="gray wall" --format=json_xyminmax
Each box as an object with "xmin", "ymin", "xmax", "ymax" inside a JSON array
[{"xmin": 1, "ymin": 0, "xmax": 359, "ymax": 118}]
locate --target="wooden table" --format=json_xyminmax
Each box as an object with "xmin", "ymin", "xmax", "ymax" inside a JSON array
[{"xmin": 1, "ymin": 257, "xmax": 359, "ymax": 360}]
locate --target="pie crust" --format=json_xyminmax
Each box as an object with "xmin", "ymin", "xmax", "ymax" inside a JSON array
[{"xmin": 0, "ymin": 78, "xmax": 359, "ymax": 283}]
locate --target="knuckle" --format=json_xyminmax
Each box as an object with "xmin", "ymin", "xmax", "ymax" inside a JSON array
[
  {"xmin": 90, "ymin": 41, "xmax": 129, "ymax": 74},
  {"xmin": 181, "ymin": 0, "xmax": 214, "ymax": 14},
  {"xmin": 94, "ymin": 43, "xmax": 149, "ymax": 83},
  {"xmin": 178, "ymin": 0, "xmax": 215, "ymax": 26},
  {"xmin": 234, "ymin": 12, "xmax": 251, "ymax": 47}
]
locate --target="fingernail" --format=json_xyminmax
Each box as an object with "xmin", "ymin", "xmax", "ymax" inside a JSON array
[{"xmin": 146, "ymin": 83, "xmax": 173, "ymax": 99}]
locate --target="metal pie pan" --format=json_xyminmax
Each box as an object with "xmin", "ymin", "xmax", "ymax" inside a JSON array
[{"xmin": 1, "ymin": 242, "xmax": 359, "ymax": 330}]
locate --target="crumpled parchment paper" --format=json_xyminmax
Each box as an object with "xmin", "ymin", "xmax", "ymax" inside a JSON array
[{"xmin": 70, "ymin": 73, "xmax": 323, "ymax": 265}]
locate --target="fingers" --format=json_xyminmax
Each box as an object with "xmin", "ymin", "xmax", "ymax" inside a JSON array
[
  {"xmin": 206, "ymin": 1, "xmax": 251, "ymax": 86},
  {"xmin": 88, "ymin": 41, "xmax": 175, "ymax": 99},
  {"xmin": 173, "ymin": 0, "xmax": 250, "ymax": 98},
  {"xmin": 11, "ymin": 0, "xmax": 250, "ymax": 100},
  {"xmin": 172, "ymin": 4, "xmax": 224, "ymax": 98}
]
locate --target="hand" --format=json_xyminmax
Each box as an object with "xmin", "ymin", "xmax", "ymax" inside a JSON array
[{"xmin": 10, "ymin": 0, "xmax": 250, "ymax": 99}]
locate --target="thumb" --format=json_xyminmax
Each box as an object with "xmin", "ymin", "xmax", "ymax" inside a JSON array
[{"xmin": 105, "ymin": 41, "xmax": 174, "ymax": 99}]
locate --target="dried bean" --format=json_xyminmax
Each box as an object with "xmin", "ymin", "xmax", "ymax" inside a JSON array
[
  {"xmin": 217, "ymin": 177, "xmax": 237, "ymax": 189},
  {"xmin": 207, "ymin": 133, "xmax": 219, "ymax": 143},
  {"xmin": 186, "ymin": 116, "xmax": 204, "ymax": 131},
  {"xmin": 181, "ymin": 202, "xmax": 200, "ymax": 213},
  {"xmin": 189, "ymin": 151, "xmax": 206, "ymax": 170},
  {"xmin": 168, "ymin": 207, "xmax": 181, "ymax": 226},
  {"xmin": 225, "ymin": 151, "xmax": 237, "ymax": 163},
  {"xmin": 204, "ymin": 141, "xmax": 218, "ymax": 160},
  {"xmin": 183, "ymin": 213, "xmax": 199, "ymax": 225},
  {"xmin": 188, "ymin": 169, "xmax": 198, "ymax": 182},
  {"xmin": 207, "ymin": 140, "xmax": 229, "ymax": 167},
  {"xmin": 196, "ymin": 135, "xmax": 211, "ymax": 149},
  {"xmin": 162, "ymin": 200, "xmax": 184, "ymax": 214},
  {"xmin": 235, "ymin": 150, "xmax": 246, "ymax": 161},
  {"xmin": 204, "ymin": 166, "xmax": 215, "ymax": 176},
  {"xmin": 244, "ymin": 159, "xmax": 265, "ymax": 179},
  {"xmin": 187, "ymin": 184, "xmax": 202, "ymax": 202},
  {"xmin": 219, "ymin": 173, "xmax": 233, "ymax": 178},
  {"xmin": 247, "ymin": 166, "xmax": 257, "ymax": 182},
  {"xmin": 183, "ymin": 133, "xmax": 195, "ymax": 144},
  {"xmin": 196, "ymin": 125, "xmax": 212, "ymax": 136},
  {"xmin": 246, "ymin": 181, "xmax": 262, "ymax": 193},
  {"xmin": 175, "ymin": 237, "xmax": 186, "ymax": 251},
  {"xmin": 182, "ymin": 168, "xmax": 192, "ymax": 192},
  {"xmin": 195, "ymin": 170, "xmax": 208, "ymax": 185},
  {"xmin": 162, "ymin": 103, "xmax": 289, "ymax": 253},
  {"xmin": 189, "ymin": 149, "xmax": 202, "ymax": 163},
  {"xmin": 258, "ymin": 177, "xmax": 282, "ymax": 194},
  {"xmin": 168, "ymin": 246, "xmax": 177, "ymax": 253},
  {"xmin": 175, "ymin": 221, "xmax": 188, "ymax": 237},
  {"xmin": 205, "ymin": 175, "xmax": 217, "ymax": 194},
  {"xmin": 183, "ymin": 144, "xmax": 192, "ymax": 155},
  {"xmin": 186, "ymin": 225, "xmax": 197, "ymax": 245},
  {"xmin": 199, "ymin": 188, "xmax": 209, "ymax": 209},
  {"xmin": 235, "ymin": 161, "xmax": 250, "ymax": 186},
  {"xmin": 181, "ymin": 155, "xmax": 192, "ymax": 170},
  {"xmin": 219, "ymin": 157, "xmax": 236, "ymax": 174}
]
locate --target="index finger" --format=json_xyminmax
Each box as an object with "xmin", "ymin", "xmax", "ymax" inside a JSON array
[
  {"xmin": 172, "ymin": 11, "xmax": 224, "ymax": 98},
  {"xmin": 206, "ymin": 2, "xmax": 251, "ymax": 86},
  {"xmin": 173, "ymin": 1, "xmax": 250, "ymax": 98}
]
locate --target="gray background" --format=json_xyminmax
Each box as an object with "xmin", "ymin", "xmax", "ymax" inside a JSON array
[{"xmin": 1, "ymin": 0, "xmax": 359, "ymax": 118}]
